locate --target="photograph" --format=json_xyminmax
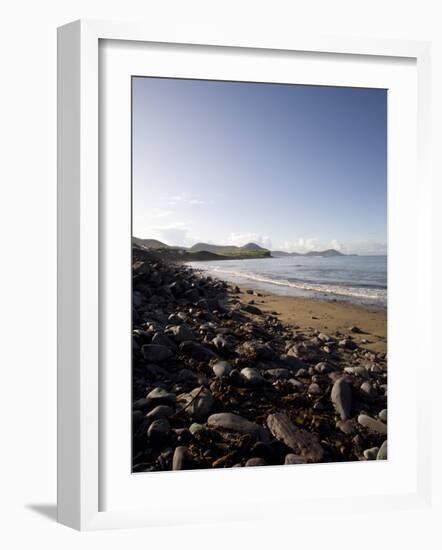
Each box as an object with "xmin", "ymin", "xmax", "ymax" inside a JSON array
[{"xmin": 131, "ymin": 76, "xmax": 388, "ymax": 472}]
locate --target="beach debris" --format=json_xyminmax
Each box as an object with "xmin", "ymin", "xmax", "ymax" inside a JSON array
[{"xmin": 266, "ymin": 412, "xmax": 324, "ymax": 463}]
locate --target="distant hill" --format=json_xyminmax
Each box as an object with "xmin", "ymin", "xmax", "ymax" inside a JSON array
[
  {"xmin": 133, "ymin": 238, "xmax": 270, "ymax": 261},
  {"xmin": 133, "ymin": 238, "xmax": 351, "ymax": 261},
  {"xmin": 133, "ymin": 237, "xmax": 171, "ymax": 250},
  {"xmin": 304, "ymin": 249, "xmax": 345, "ymax": 257},
  {"xmin": 189, "ymin": 242, "xmax": 270, "ymax": 258},
  {"xmin": 271, "ymin": 250, "xmax": 301, "ymax": 257}
]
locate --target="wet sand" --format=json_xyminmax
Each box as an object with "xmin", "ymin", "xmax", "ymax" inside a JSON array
[{"xmin": 239, "ymin": 286, "xmax": 387, "ymax": 354}]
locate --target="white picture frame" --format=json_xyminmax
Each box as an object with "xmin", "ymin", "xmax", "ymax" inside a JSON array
[{"xmin": 57, "ymin": 19, "xmax": 432, "ymax": 531}]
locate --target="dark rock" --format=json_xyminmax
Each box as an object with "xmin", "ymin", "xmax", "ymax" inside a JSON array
[
  {"xmin": 133, "ymin": 410, "xmax": 144, "ymax": 429},
  {"xmin": 266, "ymin": 368, "xmax": 290, "ymax": 379},
  {"xmin": 179, "ymin": 341, "xmax": 217, "ymax": 361},
  {"xmin": 172, "ymin": 446, "xmax": 193, "ymax": 470},
  {"xmin": 240, "ymin": 367, "xmax": 265, "ymax": 386},
  {"xmin": 228, "ymin": 369, "xmax": 243, "ymax": 385},
  {"xmin": 142, "ymin": 344, "xmax": 174, "ymax": 362},
  {"xmin": 145, "ymin": 405, "xmax": 175, "ymax": 419},
  {"xmin": 212, "ymin": 334, "xmax": 230, "ymax": 352},
  {"xmin": 169, "ymin": 324, "xmax": 196, "ymax": 342},
  {"xmin": 339, "ymin": 338, "xmax": 357, "ymax": 350},
  {"xmin": 151, "ymin": 332, "xmax": 176, "ymax": 349},
  {"xmin": 133, "ymin": 398, "xmax": 151, "ymax": 413},
  {"xmin": 242, "ymin": 304, "xmax": 262, "ymax": 315},
  {"xmin": 145, "ymin": 387, "xmax": 176, "ymax": 406},
  {"xmin": 147, "ymin": 418, "xmax": 171, "ymax": 444}
]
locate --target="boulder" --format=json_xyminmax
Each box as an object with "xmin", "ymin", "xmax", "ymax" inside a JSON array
[{"xmin": 331, "ymin": 377, "xmax": 352, "ymax": 420}]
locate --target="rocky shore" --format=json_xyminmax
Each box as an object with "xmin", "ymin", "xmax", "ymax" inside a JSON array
[{"xmin": 132, "ymin": 245, "xmax": 388, "ymax": 472}]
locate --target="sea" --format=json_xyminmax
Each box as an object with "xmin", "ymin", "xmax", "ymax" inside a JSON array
[{"xmin": 189, "ymin": 255, "xmax": 387, "ymax": 309}]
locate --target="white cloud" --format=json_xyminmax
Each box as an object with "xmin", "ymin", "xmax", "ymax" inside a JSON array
[
  {"xmin": 149, "ymin": 207, "xmax": 173, "ymax": 218},
  {"xmin": 280, "ymin": 237, "xmax": 386, "ymax": 255},
  {"xmin": 164, "ymin": 192, "xmax": 207, "ymax": 206},
  {"xmin": 282, "ymin": 237, "xmax": 320, "ymax": 253},
  {"xmin": 143, "ymin": 222, "xmax": 200, "ymax": 248}
]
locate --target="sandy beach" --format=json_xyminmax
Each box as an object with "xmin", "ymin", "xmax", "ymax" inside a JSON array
[{"xmin": 238, "ymin": 286, "xmax": 387, "ymax": 354}]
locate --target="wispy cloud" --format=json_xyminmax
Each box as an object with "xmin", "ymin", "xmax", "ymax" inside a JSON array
[{"xmin": 164, "ymin": 191, "xmax": 208, "ymax": 206}]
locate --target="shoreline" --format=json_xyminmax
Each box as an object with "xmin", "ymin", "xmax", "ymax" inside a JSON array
[
  {"xmin": 188, "ymin": 259, "xmax": 387, "ymax": 311},
  {"xmin": 132, "ymin": 246, "xmax": 388, "ymax": 472},
  {"xmin": 228, "ymin": 285, "xmax": 387, "ymax": 355}
]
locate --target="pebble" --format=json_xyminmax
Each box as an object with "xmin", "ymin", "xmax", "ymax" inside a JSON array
[
  {"xmin": 339, "ymin": 339, "xmax": 357, "ymax": 350},
  {"xmin": 308, "ymin": 382, "xmax": 321, "ymax": 395},
  {"xmin": 212, "ymin": 360, "xmax": 233, "ymax": 378},
  {"xmin": 240, "ymin": 367, "xmax": 265, "ymax": 385},
  {"xmin": 377, "ymin": 440, "xmax": 388, "ymax": 460},
  {"xmin": 145, "ymin": 387, "xmax": 176, "ymax": 406},
  {"xmin": 177, "ymin": 386, "xmax": 214, "ymax": 420},
  {"xmin": 285, "ymin": 453, "xmax": 305, "ymax": 465},
  {"xmin": 358, "ymin": 414, "xmax": 387, "ymax": 435},
  {"xmin": 212, "ymin": 334, "xmax": 229, "ymax": 351},
  {"xmin": 363, "ymin": 447, "xmax": 379, "ymax": 460},
  {"xmin": 172, "ymin": 446, "xmax": 193, "ymax": 470},
  {"xmin": 360, "ymin": 381, "xmax": 377, "ymax": 397},
  {"xmin": 378, "ymin": 409, "xmax": 388, "ymax": 423},
  {"xmin": 189, "ymin": 422, "xmax": 205, "ymax": 435},
  {"xmin": 344, "ymin": 366, "xmax": 369, "ymax": 378},
  {"xmin": 245, "ymin": 457, "xmax": 267, "ymax": 467},
  {"xmin": 207, "ymin": 412, "xmax": 265, "ymax": 440},
  {"xmin": 336, "ymin": 419, "xmax": 354, "ymax": 434}
]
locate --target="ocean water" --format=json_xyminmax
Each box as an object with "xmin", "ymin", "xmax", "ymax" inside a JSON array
[{"xmin": 189, "ymin": 255, "xmax": 387, "ymax": 308}]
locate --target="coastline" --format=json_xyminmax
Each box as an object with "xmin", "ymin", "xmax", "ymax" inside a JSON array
[
  {"xmin": 232, "ymin": 286, "xmax": 387, "ymax": 355},
  {"xmin": 132, "ymin": 246, "xmax": 388, "ymax": 472}
]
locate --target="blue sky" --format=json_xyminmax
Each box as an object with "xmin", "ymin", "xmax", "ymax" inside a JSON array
[{"xmin": 133, "ymin": 77, "xmax": 387, "ymax": 255}]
